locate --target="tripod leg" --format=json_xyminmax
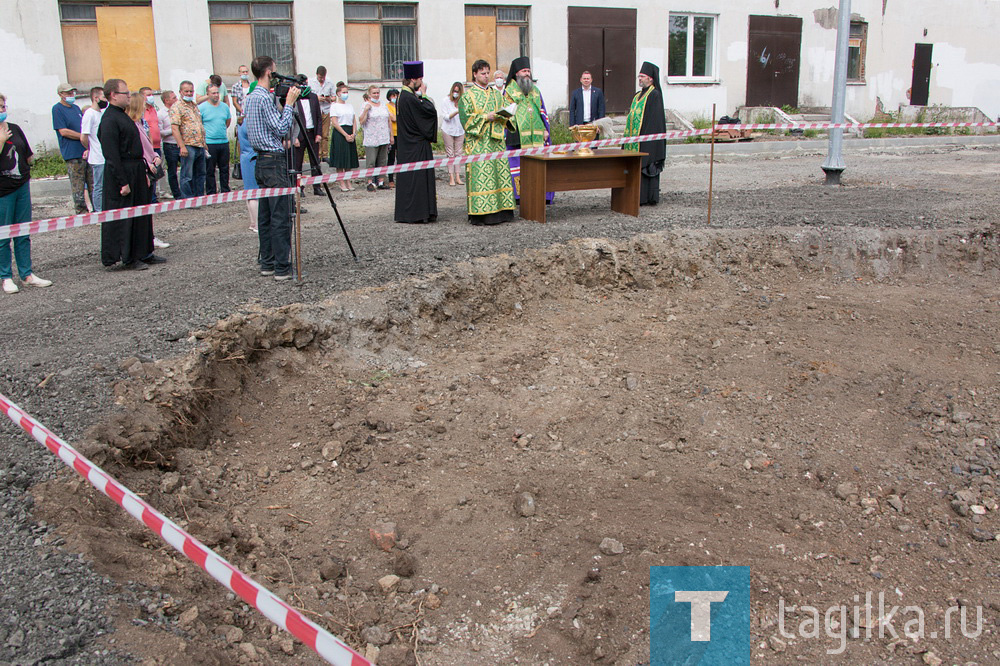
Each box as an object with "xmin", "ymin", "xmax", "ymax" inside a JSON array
[{"xmin": 294, "ymin": 112, "xmax": 359, "ymax": 261}]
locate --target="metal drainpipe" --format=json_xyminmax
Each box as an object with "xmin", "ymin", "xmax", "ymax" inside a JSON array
[{"xmin": 822, "ymin": 0, "xmax": 852, "ymax": 185}]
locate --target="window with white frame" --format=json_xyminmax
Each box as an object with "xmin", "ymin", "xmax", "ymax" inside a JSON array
[{"xmin": 667, "ymin": 13, "xmax": 717, "ymax": 81}]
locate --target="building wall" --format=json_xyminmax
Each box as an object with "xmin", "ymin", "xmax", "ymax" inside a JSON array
[{"xmin": 6, "ymin": 0, "xmax": 1000, "ymax": 153}]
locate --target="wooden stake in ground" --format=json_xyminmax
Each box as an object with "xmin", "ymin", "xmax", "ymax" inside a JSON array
[
  {"xmin": 708, "ymin": 103, "xmax": 716, "ymax": 226},
  {"xmin": 294, "ymin": 175, "xmax": 303, "ymax": 281}
]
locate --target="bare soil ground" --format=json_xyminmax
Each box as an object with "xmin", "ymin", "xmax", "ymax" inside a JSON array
[{"xmin": 4, "ymin": 143, "xmax": 1000, "ymax": 665}]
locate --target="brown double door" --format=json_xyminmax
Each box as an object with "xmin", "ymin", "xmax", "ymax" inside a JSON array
[
  {"xmin": 746, "ymin": 15, "xmax": 802, "ymax": 108},
  {"xmin": 567, "ymin": 7, "xmax": 636, "ymax": 114}
]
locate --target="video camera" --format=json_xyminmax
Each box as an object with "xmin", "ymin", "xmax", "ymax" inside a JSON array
[{"xmin": 271, "ymin": 72, "xmax": 311, "ymax": 105}]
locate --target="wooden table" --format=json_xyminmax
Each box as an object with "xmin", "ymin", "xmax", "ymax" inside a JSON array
[{"xmin": 519, "ymin": 149, "xmax": 646, "ymax": 223}]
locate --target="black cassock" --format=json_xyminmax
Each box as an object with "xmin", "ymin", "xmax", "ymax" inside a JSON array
[
  {"xmin": 635, "ymin": 86, "xmax": 666, "ymax": 205},
  {"xmin": 98, "ymin": 104, "xmax": 153, "ymax": 265},
  {"xmin": 394, "ymin": 88, "xmax": 438, "ymax": 223}
]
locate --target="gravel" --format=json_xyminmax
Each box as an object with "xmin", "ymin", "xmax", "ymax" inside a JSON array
[{"xmin": 2, "ymin": 140, "xmax": 999, "ymax": 662}]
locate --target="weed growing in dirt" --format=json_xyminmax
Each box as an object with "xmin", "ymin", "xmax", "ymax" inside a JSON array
[{"xmin": 30, "ymin": 151, "xmax": 68, "ymax": 179}]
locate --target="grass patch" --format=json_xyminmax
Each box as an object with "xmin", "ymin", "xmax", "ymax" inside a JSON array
[
  {"xmin": 803, "ymin": 129, "xmax": 819, "ymax": 138},
  {"xmin": 30, "ymin": 151, "xmax": 68, "ymax": 179}
]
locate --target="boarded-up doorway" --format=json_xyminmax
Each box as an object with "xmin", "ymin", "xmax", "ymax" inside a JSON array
[
  {"xmin": 746, "ymin": 15, "xmax": 801, "ymax": 108},
  {"xmin": 910, "ymin": 43, "xmax": 933, "ymax": 106},
  {"xmin": 568, "ymin": 7, "xmax": 636, "ymax": 115}
]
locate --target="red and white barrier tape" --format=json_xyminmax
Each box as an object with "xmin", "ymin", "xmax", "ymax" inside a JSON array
[
  {"xmin": 4, "ymin": 120, "xmax": 997, "ymax": 241},
  {"xmin": 0, "ymin": 391, "xmax": 369, "ymax": 666}
]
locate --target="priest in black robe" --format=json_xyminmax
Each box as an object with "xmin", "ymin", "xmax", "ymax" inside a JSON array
[
  {"xmin": 623, "ymin": 61, "xmax": 666, "ymax": 206},
  {"xmin": 394, "ymin": 61, "xmax": 438, "ymax": 224},
  {"xmin": 98, "ymin": 77, "xmax": 156, "ymax": 268}
]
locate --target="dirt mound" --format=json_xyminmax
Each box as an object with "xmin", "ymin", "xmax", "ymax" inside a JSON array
[{"xmin": 34, "ymin": 226, "xmax": 1000, "ymax": 664}]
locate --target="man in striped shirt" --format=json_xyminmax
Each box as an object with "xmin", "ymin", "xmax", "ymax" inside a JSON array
[{"xmin": 243, "ymin": 55, "xmax": 300, "ymax": 281}]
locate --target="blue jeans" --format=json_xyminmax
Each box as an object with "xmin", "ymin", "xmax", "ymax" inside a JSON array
[
  {"xmin": 89, "ymin": 164, "xmax": 104, "ymax": 212},
  {"xmin": 178, "ymin": 145, "xmax": 206, "ymax": 198},
  {"xmin": 0, "ymin": 182, "xmax": 33, "ymax": 280},
  {"xmin": 254, "ymin": 152, "xmax": 293, "ymax": 276},
  {"xmin": 162, "ymin": 142, "xmax": 181, "ymax": 198}
]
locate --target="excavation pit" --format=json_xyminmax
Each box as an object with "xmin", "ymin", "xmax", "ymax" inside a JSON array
[{"xmin": 34, "ymin": 227, "xmax": 1000, "ymax": 664}]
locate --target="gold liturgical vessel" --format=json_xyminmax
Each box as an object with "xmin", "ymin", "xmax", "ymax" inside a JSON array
[{"xmin": 570, "ymin": 125, "xmax": 598, "ymax": 156}]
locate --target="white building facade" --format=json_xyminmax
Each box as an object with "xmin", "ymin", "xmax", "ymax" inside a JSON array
[{"xmin": 6, "ymin": 0, "xmax": 1000, "ymax": 151}]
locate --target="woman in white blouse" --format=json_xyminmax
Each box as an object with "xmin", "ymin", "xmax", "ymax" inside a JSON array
[
  {"xmin": 327, "ymin": 81, "xmax": 358, "ymax": 192},
  {"xmin": 359, "ymin": 84, "xmax": 391, "ymax": 191},
  {"xmin": 440, "ymin": 81, "xmax": 465, "ymax": 187}
]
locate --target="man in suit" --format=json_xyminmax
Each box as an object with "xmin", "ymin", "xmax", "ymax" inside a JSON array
[
  {"xmin": 292, "ymin": 79, "xmax": 323, "ymax": 197},
  {"xmin": 569, "ymin": 71, "xmax": 615, "ymax": 138}
]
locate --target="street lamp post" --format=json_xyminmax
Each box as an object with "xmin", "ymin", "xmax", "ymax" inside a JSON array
[{"xmin": 822, "ymin": 0, "xmax": 852, "ymax": 185}]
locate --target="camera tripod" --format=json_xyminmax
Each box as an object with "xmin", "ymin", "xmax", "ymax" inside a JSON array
[{"xmin": 285, "ymin": 105, "xmax": 358, "ymax": 279}]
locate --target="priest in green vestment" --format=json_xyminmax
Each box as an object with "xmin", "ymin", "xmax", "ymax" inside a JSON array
[
  {"xmin": 502, "ymin": 56, "xmax": 554, "ymax": 203},
  {"xmin": 459, "ymin": 59, "xmax": 516, "ymax": 225},
  {"xmin": 624, "ymin": 61, "xmax": 667, "ymax": 205}
]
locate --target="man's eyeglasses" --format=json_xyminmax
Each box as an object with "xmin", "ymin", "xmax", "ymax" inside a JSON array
[{"xmin": 114, "ymin": 90, "xmax": 131, "ymax": 97}]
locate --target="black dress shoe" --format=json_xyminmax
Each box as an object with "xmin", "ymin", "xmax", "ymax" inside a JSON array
[
  {"xmin": 299, "ymin": 206, "xmax": 309, "ymax": 214},
  {"xmin": 142, "ymin": 254, "xmax": 167, "ymax": 264},
  {"xmin": 124, "ymin": 261, "xmax": 149, "ymax": 271},
  {"xmin": 313, "ymin": 187, "xmax": 324, "ymax": 196}
]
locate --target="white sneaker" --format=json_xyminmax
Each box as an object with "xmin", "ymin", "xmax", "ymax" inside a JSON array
[
  {"xmin": 2, "ymin": 278, "xmax": 18, "ymax": 294},
  {"xmin": 153, "ymin": 237, "xmax": 171, "ymax": 249},
  {"xmin": 24, "ymin": 274, "xmax": 53, "ymax": 287}
]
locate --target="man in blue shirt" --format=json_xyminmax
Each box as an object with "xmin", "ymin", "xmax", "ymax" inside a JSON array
[
  {"xmin": 244, "ymin": 55, "xmax": 300, "ymax": 281},
  {"xmin": 51, "ymin": 82, "xmax": 88, "ymax": 214},
  {"xmin": 198, "ymin": 85, "xmax": 233, "ymax": 195}
]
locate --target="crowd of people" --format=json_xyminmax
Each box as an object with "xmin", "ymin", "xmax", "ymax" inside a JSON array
[{"xmin": 0, "ymin": 56, "xmax": 666, "ymax": 292}]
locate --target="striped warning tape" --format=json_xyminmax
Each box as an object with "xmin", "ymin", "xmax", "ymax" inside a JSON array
[
  {"xmin": 3, "ymin": 120, "xmax": 996, "ymax": 241},
  {"xmin": 0, "ymin": 391, "xmax": 370, "ymax": 666}
]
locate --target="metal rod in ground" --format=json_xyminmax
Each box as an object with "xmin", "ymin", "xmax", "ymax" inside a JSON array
[
  {"xmin": 822, "ymin": 0, "xmax": 851, "ymax": 184},
  {"xmin": 294, "ymin": 177, "xmax": 303, "ymax": 281},
  {"xmin": 708, "ymin": 103, "xmax": 716, "ymax": 226}
]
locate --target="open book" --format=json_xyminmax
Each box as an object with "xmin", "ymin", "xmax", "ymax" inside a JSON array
[{"xmin": 495, "ymin": 103, "xmax": 518, "ymax": 119}]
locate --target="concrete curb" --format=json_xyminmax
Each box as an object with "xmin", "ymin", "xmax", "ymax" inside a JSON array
[{"xmin": 30, "ymin": 135, "xmax": 1000, "ymax": 197}]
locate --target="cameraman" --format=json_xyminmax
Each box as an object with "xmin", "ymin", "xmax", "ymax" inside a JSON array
[{"xmin": 243, "ymin": 55, "xmax": 300, "ymax": 281}]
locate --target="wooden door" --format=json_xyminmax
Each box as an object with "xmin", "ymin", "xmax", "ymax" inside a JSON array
[
  {"xmin": 96, "ymin": 5, "xmax": 159, "ymax": 90},
  {"xmin": 746, "ymin": 15, "xmax": 801, "ymax": 108},
  {"xmin": 568, "ymin": 7, "xmax": 637, "ymax": 114},
  {"xmin": 910, "ymin": 43, "xmax": 933, "ymax": 106},
  {"xmin": 603, "ymin": 28, "xmax": 635, "ymax": 114}
]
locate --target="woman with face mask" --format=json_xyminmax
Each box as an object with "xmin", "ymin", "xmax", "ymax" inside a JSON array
[
  {"xmin": 0, "ymin": 93, "xmax": 53, "ymax": 293},
  {"xmin": 327, "ymin": 82, "xmax": 358, "ymax": 192},
  {"xmin": 359, "ymin": 85, "xmax": 391, "ymax": 191},
  {"xmin": 386, "ymin": 89, "xmax": 399, "ymax": 188},
  {"xmin": 440, "ymin": 82, "xmax": 466, "ymax": 187}
]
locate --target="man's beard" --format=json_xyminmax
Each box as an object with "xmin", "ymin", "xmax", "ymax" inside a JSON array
[
  {"xmin": 517, "ymin": 75, "xmax": 533, "ymax": 96},
  {"xmin": 639, "ymin": 80, "xmax": 650, "ymax": 89}
]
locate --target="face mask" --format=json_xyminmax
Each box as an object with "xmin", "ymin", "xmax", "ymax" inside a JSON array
[
  {"xmin": 340, "ymin": 93, "xmax": 349, "ymax": 101},
  {"xmin": 0, "ymin": 112, "xmax": 7, "ymax": 123},
  {"xmin": 452, "ymin": 92, "xmax": 459, "ymax": 98},
  {"xmin": 241, "ymin": 74, "xmax": 249, "ymax": 81},
  {"xmin": 183, "ymin": 95, "xmax": 195, "ymax": 103},
  {"xmin": 98, "ymin": 100, "xmax": 109, "ymax": 109},
  {"xmin": 495, "ymin": 79, "xmax": 504, "ymax": 86},
  {"xmin": 146, "ymin": 96, "xmax": 155, "ymax": 105},
  {"xmin": 65, "ymin": 96, "xmax": 77, "ymax": 105}
]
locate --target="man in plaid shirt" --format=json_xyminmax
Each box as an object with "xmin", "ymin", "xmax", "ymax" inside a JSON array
[{"xmin": 243, "ymin": 55, "xmax": 300, "ymax": 281}]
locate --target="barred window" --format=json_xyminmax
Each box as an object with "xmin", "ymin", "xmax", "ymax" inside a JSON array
[
  {"xmin": 464, "ymin": 5, "xmax": 529, "ymax": 81},
  {"xmin": 345, "ymin": 3, "xmax": 418, "ymax": 81},
  {"xmin": 208, "ymin": 2, "xmax": 295, "ymax": 78}
]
